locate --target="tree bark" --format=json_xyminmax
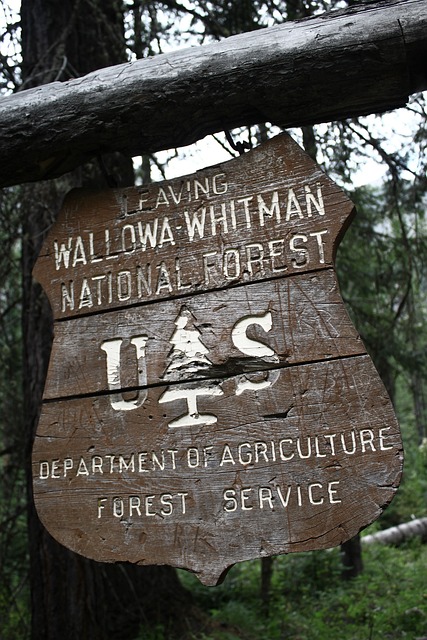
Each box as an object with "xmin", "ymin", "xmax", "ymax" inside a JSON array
[
  {"xmin": 1, "ymin": 0, "xmax": 427, "ymax": 188},
  {"xmin": 21, "ymin": 1, "xmax": 192, "ymax": 638}
]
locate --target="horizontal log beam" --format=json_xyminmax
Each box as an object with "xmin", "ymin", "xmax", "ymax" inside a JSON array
[{"xmin": 1, "ymin": 0, "xmax": 426, "ymax": 187}]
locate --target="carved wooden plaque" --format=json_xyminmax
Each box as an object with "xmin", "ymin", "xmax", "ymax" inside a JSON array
[{"xmin": 32, "ymin": 133, "xmax": 403, "ymax": 586}]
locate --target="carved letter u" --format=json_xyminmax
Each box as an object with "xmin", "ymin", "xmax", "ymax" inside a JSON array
[{"xmin": 100, "ymin": 335, "xmax": 148, "ymax": 411}]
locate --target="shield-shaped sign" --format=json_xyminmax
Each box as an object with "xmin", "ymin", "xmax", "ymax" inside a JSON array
[{"xmin": 32, "ymin": 133, "xmax": 403, "ymax": 586}]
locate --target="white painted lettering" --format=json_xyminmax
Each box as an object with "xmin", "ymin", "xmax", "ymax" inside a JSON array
[
  {"xmin": 202, "ymin": 251, "xmax": 218, "ymax": 285},
  {"xmin": 152, "ymin": 451, "xmax": 165, "ymax": 470},
  {"xmin": 91, "ymin": 275, "xmax": 106, "ymax": 305},
  {"xmin": 78, "ymin": 278, "xmax": 93, "ymax": 309},
  {"xmin": 289, "ymin": 234, "xmax": 309, "ymax": 268},
  {"xmin": 155, "ymin": 262, "xmax": 173, "ymax": 294},
  {"xmin": 184, "ymin": 208, "xmax": 206, "ymax": 241},
  {"xmin": 138, "ymin": 218, "xmax": 159, "ymax": 250},
  {"xmin": 268, "ymin": 239, "xmax": 287, "ymax": 272},
  {"xmin": 155, "ymin": 187, "xmax": 169, "ymax": 208},
  {"xmin": 121, "ymin": 224, "xmax": 136, "ymax": 254},
  {"xmin": 223, "ymin": 248, "xmax": 240, "ymax": 280},
  {"xmin": 297, "ymin": 438, "xmax": 311, "ymax": 459},
  {"xmin": 158, "ymin": 217, "xmax": 175, "ymax": 248},
  {"xmin": 160, "ymin": 494, "xmax": 173, "ymax": 516},
  {"xmin": 305, "ymin": 183, "xmax": 325, "ymax": 217},
  {"xmin": 136, "ymin": 264, "xmax": 152, "ymax": 297},
  {"xmin": 145, "ymin": 495, "xmax": 156, "ymax": 516},
  {"xmin": 97, "ymin": 497, "xmax": 107, "ymax": 518},
  {"xmin": 259, "ymin": 487, "xmax": 274, "ymax": 509},
  {"xmin": 129, "ymin": 496, "xmax": 141, "ymax": 516},
  {"xmin": 231, "ymin": 311, "xmax": 275, "ymax": 358},
  {"xmin": 279, "ymin": 439, "xmax": 294, "ymax": 461},
  {"xmin": 308, "ymin": 483, "xmax": 324, "ymax": 505},
  {"xmin": 241, "ymin": 488, "xmax": 253, "ymax": 510},
  {"xmin": 212, "ymin": 173, "xmax": 228, "ymax": 195},
  {"xmin": 245, "ymin": 243, "xmax": 265, "ymax": 276},
  {"xmin": 202, "ymin": 446, "xmax": 213, "ymax": 467},
  {"xmin": 328, "ymin": 481, "xmax": 341, "ymax": 504},
  {"xmin": 341, "ymin": 431, "xmax": 356, "ymax": 454},
  {"xmin": 220, "ymin": 445, "xmax": 235, "ymax": 466},
  {"xmin": 258, "ymin": 191, "xmax": 280, "ymax": 226},
  {"xmin": 88, "ymin": 232, "xmax": 103, "ymax": 263},
  {"xmin": 92, "ymin": 456, "xmax": 103, "ymax": 473},
  {"xmin": 117, "ymin": 270, "xmax": 132, "ymax": 301},
  {"xmin": 237, "ymin": 196, "xmax": 253, "ymax": 229},
  {"xmin": 113, "ymin": 497, "xmax": 124, "ymax": 518},
  {"xmin": 178, "ymin": 492, "xmax": 188, "ymax": 514},
  {"xmin": 119, "ymin": 454, "xmax": 135, "ymax": 473},
  {"xmin": 210, "ymin": 203, "xmax": 228, "ymax": 236},
  {"xmin": 285, "ymin": 189, "xmax": 303, "ymax": 221},
  {"xmin": 238, "ymin": 443, "xmax": 252, "ymax": 465},
  {"xmin": 100, "ymin": 336, "xmax": 148, "ymax": 411},
  {"xmin": 105, "ymin": 229, "xmax": 118, "ymax": 261},
  {"xmin": 223, "ymin": 489, "xmax": 238, "ymax": 512},
  {"xmin": 61, "ymin": 281, "xmax": 75, "ymax": 311},
  {"xmin": 310, "ymin": 230, "xmax": 328, "ymax": 264},
  {"xmin": 72, "ymin": 236, "xmax": 87, "ymax": 267},
  {"xmin": 194, "ymin": 178, "xmax": 209, "ymax": 200},
  {"xmin": 167, "ymin": 183, "xmax": 184, "ymax": 205},
  {"xmin": 187, "ymin": 447, "xmax": 200, "ymax": 468},
  {"xmin": 255, "ymin": 441, "xmax": 268, "ymax": 463},
  {"xmin": 63, "ymin": 458, "xmax": 73, "ymax": 477},
  {"xmin": 379, "ymin": 427, "xmax": 393, "ymax": 450},
  {"xmin": 51, "ymin": 459, "xmax": 60, "ymax": 478},
  {"xmin": 360, "ymin": 429, "xmax": 376, "ymax": 452},
  {"xmin": 54, "ymin": 238, "xmax": 73, "ymax": 270},
  {"xmin": 276, "ymin": 485, "xmax": 292, "ymax": 507}
]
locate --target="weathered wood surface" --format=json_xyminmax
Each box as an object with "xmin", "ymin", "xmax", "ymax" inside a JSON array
[
  {"xmin": 32, "ymin": 133, "xmax": 403, "ymax": 586},
  {"xmin": 34, "ymin": 133, "xmax": 353, "ymax": 318},
  {"xmin": 34, "ymin": 356, "xmax": 401, "ymax": 583},
  {"xmin": 42, "ymin": 272, "xmax": 366, "ymax": 400},
  {"xmin": 2, "ymin": 0, "xmax": 427, "ymax": 188}
]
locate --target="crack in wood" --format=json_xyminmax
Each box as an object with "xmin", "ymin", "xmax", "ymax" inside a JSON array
[
  {"xmin": 52, "ymin": 266, "xmax": 333, "ymax": 323},
  {"xmin": 262, "ymin": 407, "xmax": 294, "ymax": 420},
  {"xmin": 42, "ymin": 352, "xmax": 368, "ymax": 404}
]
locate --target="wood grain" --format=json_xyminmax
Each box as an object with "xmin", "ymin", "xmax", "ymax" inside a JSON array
[
  {"xmin": 34, "ymin": 134, "xmax": 353, "ymax": 318},
  {"xmin": 43, "ymin": 270, "xmax": 364, "ymax": 400},
  {"xmin": 32, "ymin": 133, "xmax": 403, "ymax": 585},
  {"xmin": 33, "ymin": 356, "xmax": 402, "ymax": 586}
]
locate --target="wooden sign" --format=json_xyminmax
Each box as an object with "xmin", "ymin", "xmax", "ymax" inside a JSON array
[{"xmin": 32, "ymin": 133, "xmax": 403, "ymax": 586}]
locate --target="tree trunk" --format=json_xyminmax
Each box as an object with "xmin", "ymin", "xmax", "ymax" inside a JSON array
[
  {"xmin": 2, "ymin": 0, "xmax": 427, "ymax": 187},
  {"xmin": 21, "ymin": 1, "xmax": 192, "ymax": 638},
  {"xmin": 340, "ymin": 535, "xmax": 363, "ymax": 580},
  {"xmin": 260, "ymin": 557, "xmax": 274, "ymax": 615}
]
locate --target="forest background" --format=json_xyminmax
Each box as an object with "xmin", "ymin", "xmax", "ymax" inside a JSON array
[{"xmin": 0, "ymin": 0, "xmax": 426, "ymax": 638}]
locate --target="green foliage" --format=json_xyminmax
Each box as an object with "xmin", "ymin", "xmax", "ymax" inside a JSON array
[
  {"xmin": 335, "ymin": 178, "xmax": 427, "ymax": 527},
  {"xmin": 177, "ymin": 543, "xmax": 427, "ymax": 640}
]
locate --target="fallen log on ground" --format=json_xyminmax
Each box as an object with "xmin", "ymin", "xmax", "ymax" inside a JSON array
[{"xmin": 362, "ymin": 517, "xmax": 427, "ymax": 546}]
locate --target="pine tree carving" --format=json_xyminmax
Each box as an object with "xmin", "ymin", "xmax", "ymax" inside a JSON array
[{"xmin": 159, "ymin": 307, "xmax": 223, "ymax": 428}]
